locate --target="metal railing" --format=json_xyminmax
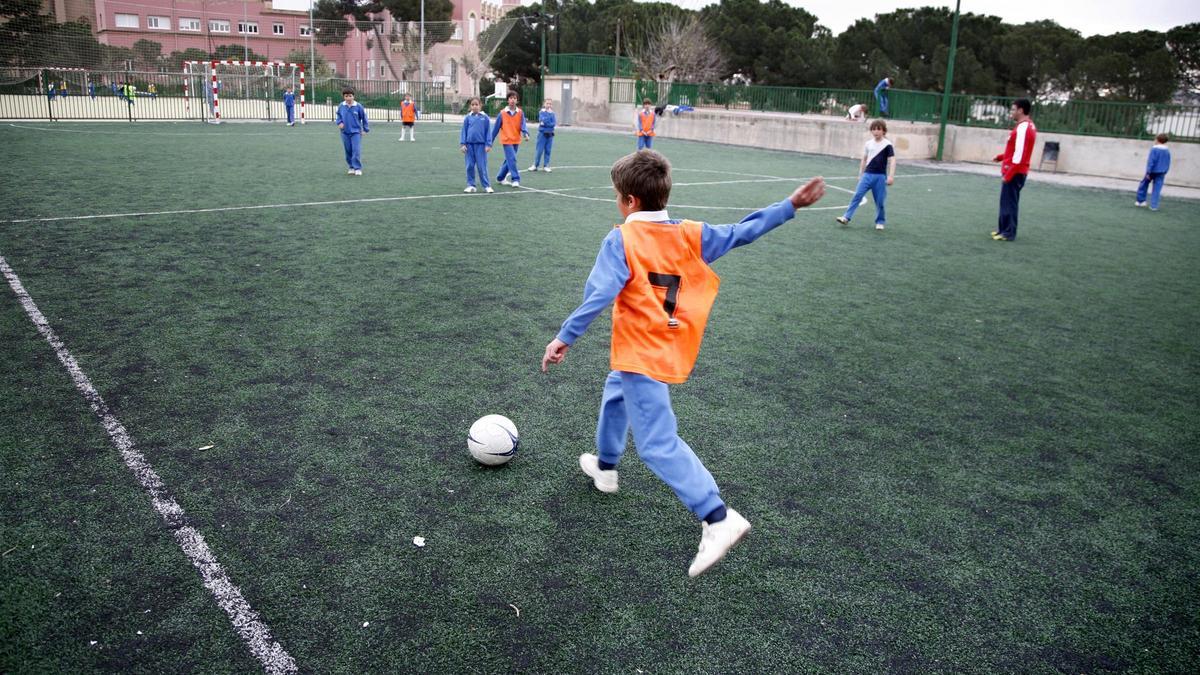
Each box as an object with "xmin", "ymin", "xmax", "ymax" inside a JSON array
[{"xmin": 548, "ymin": 53, "xmax": 635, "ymax": 78}]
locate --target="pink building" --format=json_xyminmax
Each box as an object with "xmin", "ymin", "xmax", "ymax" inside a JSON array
[{"xmin": 42, "ymin": 0, "xmax": 518, "ymax": 99}]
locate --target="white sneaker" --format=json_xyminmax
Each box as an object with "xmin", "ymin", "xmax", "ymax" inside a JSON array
[
  {"xmin": 484, "ymin": 186, "xmax": 494, "ymax": 193},
  {"xmin": 464, "ymin": 186, "xmax": 476, "ymax": 193},
  {"xmin": 511, "ymin": 181, "xmax": 520, "ymax": 188},
  {"xmin": 354, "ymin": 169, "xmax": 363, "ymax": 176},
  {"xmin": 1135, "ymin": 201, "xmax": 1147, "ymax": 207},
  {"xmin": 860, "ymin": 197, "xmax": 868, "ymax": 205},
  {"xmin": 500, "ymin": 178, "xmax": 512, "ymax": 186},
  {"xmin": 528, "ymin": 165, "xmax": 538, "ymax": 171},
  {"xmin": 347, "ymin": 169, "xmax": 355, "ymax": 175},
  {"xmin": 688, "ymin": 508, "xmax": 751, "ymax": 578},
  {"xmin": 835, "ymin": 216, "xmax": 849, "ymax": 225},
  {"xmin": 545, "ymin": 167, "xmax": 552, "ymax": 173},
  {"xmin": 578, "ymin": 453, "xmax": 618, "ymax": 493},
  {"xmin": 875, "ymin": 223, "xmax": 885, "ymax": 230}
]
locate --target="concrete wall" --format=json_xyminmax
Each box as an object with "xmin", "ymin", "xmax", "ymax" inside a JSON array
[{"xmin": 544, "ymin": 75, "xmax": 612, "ymax": 126}]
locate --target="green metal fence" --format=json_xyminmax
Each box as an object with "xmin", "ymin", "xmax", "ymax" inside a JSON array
[
  {"xmin": 548, "ymin": 53, "xmax": 634, "ymax": 78},
  {"xmin": 609, "ymin": 78, "xmax": 1200, "ymax": 141}
]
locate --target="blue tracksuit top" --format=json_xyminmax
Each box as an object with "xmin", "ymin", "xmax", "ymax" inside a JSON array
[
  {"xmin": 336, "ymin": 101, "xmax": 369, "ymax": 134},
  {"xmin": 1146, "ymin": 145, "xmax": 1171, "ymax": 174},
  {"xmin": 538, "ymin": 110, "xmax": 557, "ymax": 133},
  {"xmin": 460, "ymin": 112, "xmax": 492, "ymax": 145},
  {"xmin": 284, "ymin": 91, "xmax": 295, "ymax": 107},
  {"xmin": 556, "ymin": 199, "xmax": 797, "ymax": 346},
  {"xmin": 874, "ymin": 78, "xmax": 890, "ymax": 95}
]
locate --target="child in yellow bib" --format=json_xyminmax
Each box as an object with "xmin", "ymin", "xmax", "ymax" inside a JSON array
[{"xmin": 541, "ymin": 150, "xmax": 826, "ymax": 577}]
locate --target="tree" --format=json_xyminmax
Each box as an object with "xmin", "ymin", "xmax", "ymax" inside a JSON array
[
  {"xmin": 997, "ymin": 21, "xmax": 1083, "ymax": 97},
  {"xmin": 286, "ymin": 49, "xmax": 334, "ymax": 77},
  {"xmin": 702, "ymin": 0, "xmax": 829, "ymax": 85},
  {"xmin": 132, "ymin": 39, "xmax": 163, "ymax": 70},
  {"xmin": 628, "ymin": 15, "xmax": 727, "ymax": 84},
  {"xmin": 1166, "ymin": 23, "xmax": 1200, "ymax": 96},
  {"xmin": 312, "ymin": 0, "xmax": 453, "ymax": 80},
  {"xmin": 1075, "ymin": 31, "xmax": 1176, "ymax": 101},
  {"xmin": 166, "ymin": 48, "xmax": 211, "ymax": 71},
  {"xmin": 479, "ymin": 5, "xmax": 540, "ymax": 86}
]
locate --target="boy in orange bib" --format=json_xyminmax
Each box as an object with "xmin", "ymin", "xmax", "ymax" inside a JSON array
[{"xmin": 541, "ymin": 150, "xmax": 825, "ymax": 577}]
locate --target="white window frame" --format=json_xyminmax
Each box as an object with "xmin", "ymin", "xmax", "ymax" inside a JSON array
[
  {"xmin": 147, "ymin": 16, "xmax": 170, "ymax": 30},
  {"xmin": 238, "ymin": 22, "xmax": 259, "ymax": 35},
  {"xmin": 273, "ymin": 23, "xmax": 285, "ymax": 36},
  {"xmin": 114, "ymin": 13, "xmax": 139, "ymax": 29},
  {"xmin": 299, "ymin": 25, "xmax": 312, "ymax": 36},
  {"xmin": 179, "ymin": 17, "xmax": 201, "ymax": 32},
  {"xmin": 209, "ymin": 19, "xmax": 230, "ymax": 34},
  {"xmin": 468, "ymin": 13, "xmax": 476, "ymax": 41}
]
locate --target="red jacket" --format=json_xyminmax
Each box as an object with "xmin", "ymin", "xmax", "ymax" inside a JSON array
[{"xmin": 994, "ymin": 119, "xmax": 1037, "ymax": 182}]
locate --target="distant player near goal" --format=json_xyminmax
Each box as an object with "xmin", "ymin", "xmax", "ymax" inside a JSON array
[{"xmin": 846, "ymin": 103, "xmax": 867, "ymax": 122}]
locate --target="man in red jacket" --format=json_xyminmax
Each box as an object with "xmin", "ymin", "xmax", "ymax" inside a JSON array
[{"xmin": 992, "ymin": 98, "xmax": 1037, "ymax": 242}]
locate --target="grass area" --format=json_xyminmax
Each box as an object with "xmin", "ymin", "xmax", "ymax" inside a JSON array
[{"xmin": 1, "ymin": 121, "xmax": 1198, "ymax": 673}]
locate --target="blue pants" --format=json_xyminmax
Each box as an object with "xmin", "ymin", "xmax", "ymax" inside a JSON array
[
  {"xmin": 997, "ymin": 173, "xmax": 1026, "ymax": 240},
  {"xmin": 637, "ymin": 135, "xmax": 653, "ymax": 150},
  {"xmin": 496, "ymin": 144, "xmax": 521, "ymax": 183},
  {"xmin": 1136, "ymin": 173, "xmax": 1165, "ymax": 209},
  {"xmin": 285, "ymin": 104, "xmax": 294, "ymax": 124},
  {"xmin": 534, "ymin": 133, "xmax": 554, "ymax": 168},
  {"xmin": 596, "ymin": 371, "xmax": 724, "ymax": 520},
  {"xmin": 842, "ymin": 173, "xmax": 888, "ymax": 224},
  {"xmin": 464, "ymin": 144, "xmax": 490, "ymax": 188},
  {"xmin": 341, "ymin": 131, "xmax": 362, "ymax": 170},
  {"xmin": 876, "ymin": 92, "xmax": 889, "ymax": 116}
]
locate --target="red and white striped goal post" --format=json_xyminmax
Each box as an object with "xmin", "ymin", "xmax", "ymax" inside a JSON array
[{"xmin": 183, "ymin": 60, "xmax": 305, "ymax": 124}]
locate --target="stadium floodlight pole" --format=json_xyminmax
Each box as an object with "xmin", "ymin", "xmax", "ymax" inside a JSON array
[
  {"xmin": 935, "ymin": 0, "xmax": 962, "ymax": 161},
  {"xmin": 243, "ymin": 0, "xmax": 249, "ymax": 62},
  {"xmin": 309, "ymin": 0, "xmax": 315, "ymax": 75},
  {"xmin": 419, "ymin": 0, "xmax": 425, "ymax": 98}
]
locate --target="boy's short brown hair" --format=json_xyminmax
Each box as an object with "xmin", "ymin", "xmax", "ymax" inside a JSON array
[
  {"xmin": 342, "ymin": 87, "xmax": 355, "ymax": 96},
  {"xmin": 611, "ymin": 150, "xmax": 672, "ymax": 211},
  {"xmin": 869, "ymin": 119, "xmax": 887, "ymax": 133},
  {"xmin": 642, "ymin": 98, "xmax": 653, "ymax": 105},
  {"xmin": 507, "ymin": 92, "xmax": 519, "ymax": 101},
  {"xmin": 1156, "ymin": 133, "xmax": 1169, "ymax": 143}
]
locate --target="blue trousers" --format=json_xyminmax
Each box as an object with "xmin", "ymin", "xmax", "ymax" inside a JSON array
[
  {"xmin": 285, "ymin": 104, "xmax": 294, "ymax": 124},
  {"xmin": 496, "ymin": 144, "xmax": 521, "ymax": 182},
  {"xmin": 637, "ymin": 135, "xmax": 653, "ymax": 150},
  {"xmin": 997, "ymin": 173, "xmax": 1026, "ymax": 240},
  {"xmin": 1136, "ymin": 173, "xmax": 1165, "ymax": 209},
  {"xmin": 876, "ymin": 92, "xmax": 889, "ymax": 116},
  {"xmin": 842, "ymin": 173, "xmax": 888, "ymax": 224},
  {"xmin": 596, "ymin": 371, "xmax": 724, "ymax": 520},
  {"xmin": 534, "ymin": 133, "xmax": 554, "ymax": 167},
  {"xmin": 341, "ymin": 131, "xmax": 362, "ymax": 170},
  {"xmin": 464, "ymin": 144, "xmax": 490, "ymax": 188}
]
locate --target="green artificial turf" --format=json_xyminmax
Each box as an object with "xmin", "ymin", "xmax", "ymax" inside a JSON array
[{"xmin": 1, "ymin": 121, "xmax": 1198, "ymax": 673}]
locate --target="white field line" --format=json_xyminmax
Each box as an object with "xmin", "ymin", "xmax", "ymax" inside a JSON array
[
  {"xmin": 0, "ymin": 254, "xmax": 297, "ymax": 675},
  {"xmin": 5, "ymin": 122, "xmax": 466, "ymax": 137},
  {"xmin": 0, "ymin": 168, "xmax": 953, "ymax": 224}
]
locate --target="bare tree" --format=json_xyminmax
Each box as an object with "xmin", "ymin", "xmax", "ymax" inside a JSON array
[{"xmin": 628, "ymin": 16, "xmax": 727, "ymax": 86}]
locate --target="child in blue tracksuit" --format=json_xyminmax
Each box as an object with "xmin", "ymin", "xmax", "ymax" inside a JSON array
[
  {"xmin": 836, "ymin": 119, "xmax": 896, "ymax": 230},
  {"xmin": 460, "ymin": 97, "xmax": 493, "ymax": 193},
  {"xmin": 335, "ymin": 88, "xmax": 369, "ymax": 175},
  {"xmin": 492, "ymin": 92, "xmax": 530, "ymax": 187},
  {"xmin": 530, "ymin": 98, "xmax": 556, "ymax": 172},
  {"xmin": 1136, "ymin": 133, "xmax": 1171, "ymax": 211},
  {"xmin": 284, "ymin": 86, "xmax": 296, "ymax": 126},
  {"xmin": 874, "ymin": 77, "xmax": 892, "ymax": 117}
]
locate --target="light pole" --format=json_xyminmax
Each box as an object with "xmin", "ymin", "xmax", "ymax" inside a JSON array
[
  {"xmin": 936, "ymin": 0, "xmax": 961, "ymax": 161},
  {"xmin": 309, "ymin": 0, "xmax": 315, "ymax": 75},
  {"xmin": 419, "ymin": 0, "xmax": 425, "ymax": 97}
]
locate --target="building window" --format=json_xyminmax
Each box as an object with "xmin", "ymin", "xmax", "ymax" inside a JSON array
[
  {"xmin": 273, "ymin": 23, "xmax": 285, "ymax": 36},
  {"xmin": 451, "ymin": 23, "xmax": 461, "ymax": 41},
  {"xmin": 238, "ymin": 22, "xmax": 259, "ymax": 35},
  {"xmin": 147, "ymin": 16, "xmax": 169, "ymax": 30},
  {"xmin": 468, "ymin": 13, "xmax": 476, "ymax": 41},
  {"xmin": 367, "ymin": 60, "xmax": 374, "ymax": 79},
  {"xmin": 380, "ymin": 63, "xmax": 386, "ymax": 77},
  {"xmin": 114, "ymin": 13, "xmax": 138, "ymax": 28},
  {"xmin": 299, "ymin": 25, "xmax": 312, "ymax": 36},
  {"xmin": 179, "ymin": 17, "xmax": 201, "ymax": 32},
  {"xmin": 209, "ymin": 19, "xmax": 230, "ymax": 33}
]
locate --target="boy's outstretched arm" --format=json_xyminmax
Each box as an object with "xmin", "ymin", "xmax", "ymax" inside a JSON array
[
  {"xmin": 789, "ymin": 176, "xmax": 825, "ymax": 208},
  {"xmin": 541, "ymin": 339, "xmax": 569, "ymax": 372}
]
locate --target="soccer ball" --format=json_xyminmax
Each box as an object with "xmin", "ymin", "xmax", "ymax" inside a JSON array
[{"xmin": 467, "ymin": 414, "xmax": 519, "ymax": 466}]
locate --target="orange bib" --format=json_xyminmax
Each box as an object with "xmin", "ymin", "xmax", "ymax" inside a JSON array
[
  {"xmin": 611, "ymin": 220, "xmax": 720, "ymax": 383},
  {"xmin": 401, "ymin": 101, "xmax": 416, "ymax": 122},
  {"xmin": 638, "ymin": 110, "xmax": 656, "ymax": 137},
  {"xmin": 498, "ymin": 109, "xmax": 524, "ymax": 145}
]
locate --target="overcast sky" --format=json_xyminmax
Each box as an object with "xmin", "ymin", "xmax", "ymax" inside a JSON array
[{"xmin": 631, "ymin": 0, "xmax": 1200, "ymax": 37}]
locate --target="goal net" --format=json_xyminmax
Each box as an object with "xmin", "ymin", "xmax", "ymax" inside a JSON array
[{"xmin": 184, "ymin": 60, "xmax": 305, "ymax": 123}]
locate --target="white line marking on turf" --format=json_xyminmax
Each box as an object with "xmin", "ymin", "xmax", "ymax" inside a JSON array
[{"xmin": 0, "ymin": 254, "xmax": 297, "ymax": 675}]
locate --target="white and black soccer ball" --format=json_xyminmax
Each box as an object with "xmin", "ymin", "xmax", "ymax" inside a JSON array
[{"xmin": 467, "ymin": 414, "xmax": 519, "ymax": 466}]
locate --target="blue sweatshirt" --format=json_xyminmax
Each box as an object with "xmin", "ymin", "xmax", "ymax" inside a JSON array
[
  {"xmin": 460, "ymin": 111, "xmax": 492, "ymax": 145},
  {"xmin": 336, "ymin": 101, "xmax": 369, "ymax": 134},
  {"xmin": 556, "ymin": 199, "xmax": 797, "ymax": 346},
  {"xmin": 1145, "ymin": 144, "xmax": 1171, "ymax": 175},
  {"xmin": 284, "ymin": 91, "xmax": 295, "ymax": 107},
  {"xmin": 538, "ymin": 110, "xmax": 557, "ymax": 134}
]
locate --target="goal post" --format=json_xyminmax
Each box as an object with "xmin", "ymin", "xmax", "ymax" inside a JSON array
[{"xmin": 183, "ymin": 60, "xmax": 305, "ymax": 124}]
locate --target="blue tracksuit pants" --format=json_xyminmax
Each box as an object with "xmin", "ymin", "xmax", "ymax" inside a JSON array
[
  {"xmin": 997, "ymin": 173, "xmax": 1026, "ymax": 240},
  {"xmin": 534, "ymin": 133, "xmax": 553, "ymax": 168},
  {"xmin": 286, "ymin": 103, "xmax": 295, "ymax": 124},
  {"xmin": 842, "ymin": 173, "xmax": 888, "ymax": 224},
  {"xmin": 341, "ymin": 131, "xmax": 362, "ymax": 170},
  {"xmin": 876, "ymin": 91, "xmax": 889, "ymax": 116},
  {"xmin": 1136, "ymin": 173, "xmax": 1165, "ymax": 209},
  {"xmin": 637, "ymin": 135, "xmax": 653, "ymax": 150},
  {"xmin": 596, "ymin": 371, "xmax": 724, "ymax": 520},
  {"xmin": 464, "ymin": 144, "xmax": 490, "ymax": 188},
  {"xmin": 496, "ymin": 144, "xmax": 521, "ymax": 183}
]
